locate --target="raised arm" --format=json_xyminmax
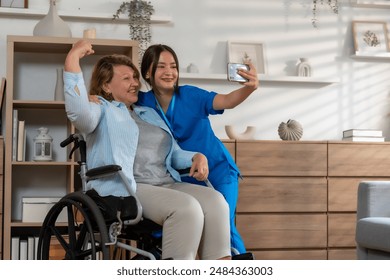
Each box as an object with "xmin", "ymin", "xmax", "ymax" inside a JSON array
[
  {"xmin": 213, "ymin": 62, "xmax": 259, "ymax": 110},
  {"xmin": 64, "ymin": 40, "xmax": 100, "ymax": 134}
]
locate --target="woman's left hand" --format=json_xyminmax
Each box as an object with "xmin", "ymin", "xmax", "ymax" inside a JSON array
[
  {"xmin": 237, "ymin": 62, "xmax": 259, "ymax": 90},
  {"xmin": 190, "ymin": 153, "xmax": 209, "ymax": 181}
]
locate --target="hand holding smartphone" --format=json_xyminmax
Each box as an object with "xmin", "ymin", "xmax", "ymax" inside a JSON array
[{"xmin": 227, "ymin": 63, "xmax": 249, "ymax": 82}]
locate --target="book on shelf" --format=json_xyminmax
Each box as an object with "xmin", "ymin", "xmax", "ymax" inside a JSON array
[
  {"xmin": 34, "ymin": 236, "xmax": 39, "ymax": 260},
  {"xmin": 0, "ymin": 77, "xmax": 5, "ymax": 131},
  {"xmin": 17, "ymin": 119, "xmax": 26, "ymax": 161},
  {"xmin": 11, "ymin": 236, "xmax": 39, "ymax": 260},
  {"xmin": 343, "ymin": 129, "xmax": 383, "ymax": 138},
  {"xmin": 11, "ymin": 236, "xmax": 20, "ymax": 260},
  {"xmin": 20, "ymin": 239, "xmax": 28, "ymax": 260},
  {"xmin": 12, "ymin": 109, "xmax": 18, "ymax": 161},
  {"xmin": 342, "ymin": 136, "xmax": 385, "ymax": 142},
  {"xmin": 28, "ymin": 236, "xmax": 35, "ymax": 260}
]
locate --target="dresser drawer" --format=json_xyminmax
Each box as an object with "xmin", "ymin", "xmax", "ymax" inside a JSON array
[
  {"xmin": 236, "ymin": 141, "xmax": 327, "ymax": 176},
  {"xmin": 237, "ymin": 214, "xmax": 327, "ymax": 249},
  {"xmin": 238, "ymin": 177, "xmax": 327, "ymax": 212},
  {"xmin": 328, "ymin": 142, "xmax": 390, "ymax": 177}
]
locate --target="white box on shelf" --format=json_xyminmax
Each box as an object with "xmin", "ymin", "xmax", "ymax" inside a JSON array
[{"xmin": 22, "ymin": 197, "xmax": 67, "ymax": 223}]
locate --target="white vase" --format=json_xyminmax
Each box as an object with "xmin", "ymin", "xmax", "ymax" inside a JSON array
[
  {"xmin": 54, "ymin": 68, "xmax": 64, "ymax": 101},
  {"xmin": 33, "ymin": 0, "xmax": 72, "ymax": 38},
  {"xmin": 297, "ymin": 58, "xmax": 311, "ymax": 77}
]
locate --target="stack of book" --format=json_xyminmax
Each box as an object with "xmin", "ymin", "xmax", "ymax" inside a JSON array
[
  {"xmin": 11, "ymin": 236, "xmax": 39, "ymax": 260},
  {"xmin": 342, "ymin": 129, "xmax": 385, "ymax": 142}
]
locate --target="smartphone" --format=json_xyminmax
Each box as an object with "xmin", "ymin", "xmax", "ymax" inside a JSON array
[{"xmin": 227, "ymin": 63, "xmax": 249, "ymax": 82}]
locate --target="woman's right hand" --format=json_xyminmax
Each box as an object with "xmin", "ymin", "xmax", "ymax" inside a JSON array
[
  {"xmin": 65, "ymin": 40, "xmax": 95, "ymax": 73},
  {"xmin": 71, "ymin": 40, "xmax": 95, "ymax": 59}
]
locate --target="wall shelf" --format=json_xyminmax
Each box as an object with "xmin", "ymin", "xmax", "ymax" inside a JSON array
[
  {"xmin": 0, "ymin": 7, "xmax": 172, "ymax": 23},
  {"xmin": 350, "ymin": 54, "xmax": 390, "ymax": 61},
  {"xmin": 180, "ymin": 73, "xmax": 339, "ymax": 86},
  {"xmin": 351, "ymin": 3, "xmax": 390, "ymax": 9}
]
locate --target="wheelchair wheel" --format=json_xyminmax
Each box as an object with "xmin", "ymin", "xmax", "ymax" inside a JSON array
[{"xmin": 37, "ymin": 192, "xmax": 110, "ymax": 260}]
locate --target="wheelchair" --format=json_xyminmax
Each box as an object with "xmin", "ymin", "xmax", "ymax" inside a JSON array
[
  {"xmin": 37, "ymin": 134, "xmax": 253, "ymax": 260},
  {"xmin": 37, "ymin": 134, "xmax": 163, "ymax": 260}
]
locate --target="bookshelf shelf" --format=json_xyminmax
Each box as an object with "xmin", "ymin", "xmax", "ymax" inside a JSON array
[
  {"xmin": 13, "ymin": 100, "xmax": 65, "ymax": 109},
  {"xmin": 11, "ymin": 161, "xmax": 75, "ymax": 166}
]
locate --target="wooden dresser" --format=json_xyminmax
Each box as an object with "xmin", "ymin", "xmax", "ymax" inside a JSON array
[{"xmin": 227, "ymin": 140, "xmax": 390, "ymax": 260}]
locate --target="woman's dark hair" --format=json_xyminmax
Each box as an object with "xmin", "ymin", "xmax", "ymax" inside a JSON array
[
  {"xmin": 141, "ymin": 44, "xmax": 180, "ymax": 90},
  {"xmin": 90, "ymin": 54, "xmax": 140, "ymax": 101}
]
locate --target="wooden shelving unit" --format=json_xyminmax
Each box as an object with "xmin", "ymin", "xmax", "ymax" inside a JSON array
[{"xmin": 2, "ymin": 35, "xmax": 139, "ymax": 260}]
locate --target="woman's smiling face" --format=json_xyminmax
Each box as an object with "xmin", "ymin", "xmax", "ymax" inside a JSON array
[
  {"xmin": 105, "ymin": 64, "xmax": 140, "ymax": 107},
  {"xmin": 149, "ymin": 50, "xmax": 178, "ymax": 93}
]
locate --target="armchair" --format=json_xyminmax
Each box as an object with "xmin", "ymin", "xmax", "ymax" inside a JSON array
[{"xmin": 356, "ymin": 181, "xmax": 390, "ymax": 260}]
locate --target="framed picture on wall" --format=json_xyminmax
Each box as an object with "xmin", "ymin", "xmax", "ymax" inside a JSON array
[
  {"xmin": 227, "ymin": 41, "xmax": 266, "ymax": 74},
  {"xmin": 352, "ymin": 21, "xmax": 390, "ymax": 55},
  {"xmin": 0, "ymin": 0, "xmax": 28, "ymax": 8}
]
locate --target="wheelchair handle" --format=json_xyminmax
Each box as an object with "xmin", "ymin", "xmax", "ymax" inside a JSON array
[
  {"xmin": 60, "ymin": 134, "xmax": 77, "ymax": 147},
  {"xmin": 60, "ymin": 134, "xmax": 87, "ymax": 163}
]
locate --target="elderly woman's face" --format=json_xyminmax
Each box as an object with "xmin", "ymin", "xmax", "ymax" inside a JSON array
[{"xmin": 106, "ymin": 65, "xmax": 140, "ymax": 107}]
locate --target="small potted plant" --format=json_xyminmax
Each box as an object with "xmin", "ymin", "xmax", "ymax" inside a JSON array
[{"xmin": 113, "ymin": 0, "xmax": 155, "ymax": 59}]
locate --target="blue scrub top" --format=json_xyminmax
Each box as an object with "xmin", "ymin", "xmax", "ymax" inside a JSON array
[{"xmin": 137, "ymin": 85, "xmax": 240, "ymax": 185}]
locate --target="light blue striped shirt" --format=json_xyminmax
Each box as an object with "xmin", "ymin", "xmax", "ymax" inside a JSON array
[{"xmin": 64, "ymin": 71, "xmax": 196, "ymax": 197}]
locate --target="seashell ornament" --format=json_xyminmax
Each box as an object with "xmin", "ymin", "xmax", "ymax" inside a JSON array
[{"xmin": 278, "ymin": 119, "xmax": 303, "ymax": 141}]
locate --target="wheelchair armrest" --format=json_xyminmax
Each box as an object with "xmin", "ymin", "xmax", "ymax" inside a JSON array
[{"xmin": 86, "ymin": 165, "xmax": 122, "ymax": 179}]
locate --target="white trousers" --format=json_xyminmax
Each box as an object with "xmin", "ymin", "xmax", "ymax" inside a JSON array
[{"xmin": 136, "ymin": 182, "xmax": 231, "ymax": 260}]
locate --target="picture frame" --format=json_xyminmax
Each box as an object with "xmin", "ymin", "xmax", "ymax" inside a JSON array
[
  {"xmin": 227, "ymin": 41, "xmax": 266, "ymax": 74},
  {"xmin": 0, "ymin": 0, "xmax": 28, "ymax": 8},
  {"xmin": 352, "ymin": 21, "xmax": 390, "ymax": 55}
]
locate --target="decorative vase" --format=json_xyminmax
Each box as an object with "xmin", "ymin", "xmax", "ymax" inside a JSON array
[
  {"xmin": 297, "ymin": 58, "xmax": 311, "ymax": 77},
  {"xmin": 225, "ymin": 125, "xmax": 256, "ymax": 140},
  {"xmin": 54, "ymin": 68, "xmax": 64, "ymax": 101},
  {"xmin": 33, "ymin": 0, "xmax": 72, "ymax": 38},
  {"xmin": 278, "ymin": 119, "xmax": 303, "ymax": 141}
]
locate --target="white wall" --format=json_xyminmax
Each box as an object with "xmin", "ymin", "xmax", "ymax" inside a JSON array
[{"xmin": 1, "ymin": 0, "xmax": 390, "ymax": 140}]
